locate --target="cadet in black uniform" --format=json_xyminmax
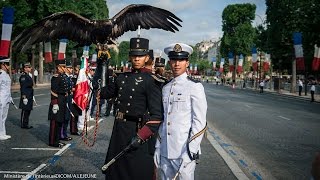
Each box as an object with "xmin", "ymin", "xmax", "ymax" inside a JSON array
[
  {"xmin": 19, "ymin": 62, "xmax": 34, "ymax": 129},
  {"xmin": 48, "ymin": 60, "xmax": 67, "ymax": 147},
  {"xmin": 100, "ymin": 37, "xmax": 163, "ymax": 180},
  {"xmin": 61, "ymin": 59, "xmax": 73, "ymax": 141}
]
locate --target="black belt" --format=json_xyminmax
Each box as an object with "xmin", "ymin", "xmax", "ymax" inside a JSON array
[{"xmin": 115, "ymin": 112, "xmax": 143, "ymax": 123}]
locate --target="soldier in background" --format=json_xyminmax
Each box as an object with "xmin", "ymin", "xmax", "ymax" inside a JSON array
[
  {"xmin": 0, "ymin": 58, "xmax": 13, "ymax": 140},
  {"xmin": 60, "ymin": 59, "xmax": 73, "ymax": 141},
  {"xmin": 100, "ymin": 37, "xmax": 163, "ymax": 179},
  {"xmin": 48, "ymin": 60, "xmax": 67, "ymax": 147},
  {"xmin": 19, "ymin": 62, "xmax": 34, "ymax": 129}
]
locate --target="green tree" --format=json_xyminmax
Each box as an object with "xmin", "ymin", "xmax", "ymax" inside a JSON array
[
  {"xmin": 118, "ymin": 41, "xmax": 129, "ymax": 67},
  {"xmin": 220, "ymin": 3, "xmax": 257, "ymax": 57}
]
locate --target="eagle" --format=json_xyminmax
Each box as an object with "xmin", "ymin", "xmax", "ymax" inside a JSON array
[{"xmin": 13, "ymin": 4, "xmax": 182, "ymax": 52}]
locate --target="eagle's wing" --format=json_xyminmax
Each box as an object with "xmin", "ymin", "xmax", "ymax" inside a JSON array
[
  {"xmin": 13, "ymin": 12, "xmax": 94, "ymax": 52},
  {"xmin": 110, "ymin": 4, "xmax": 182, "ymax": 39}
]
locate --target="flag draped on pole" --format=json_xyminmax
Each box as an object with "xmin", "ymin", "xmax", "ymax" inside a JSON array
[
  {"xmin": 58, "ymin": 39, "xmax": 68, "ymax": 60},
  {"xmin": 73, "ymin": 57, "xmax": 89, "ymax": 111},
  {"xmin": 44, "ymin": 41, "xmax": 52, "ymax": 63},
  {"xmin": 263, "ymin": 53, "xmax": 271, "ymax": 72},
  {"xmin": 293, "ymin": 32, "xmax": 305, "ymax": 71},
  {"xmin": 212, "ymin": 57, "xmax": 217, "ymax": 70},
  {"xmin": 219, "ymin": 58, "xmax": 225, "ymax": 73},
  {"xmin": 237, "ymin": 54, "xmax": 244, "ymax": 73},
  {"xmin": 252, "ymin": 48, "xmax": 258, "ymax": 71},
  {"xmin": 312, "ymin": 45, "xmax": 320, "ymax": 71},
  {"xmin": 0, "ymin": 7, "xmax": 14, "ymax": 57},
  {"xmin": 228, "ymin": 52, "xmax": 234, "ymax": 72}
]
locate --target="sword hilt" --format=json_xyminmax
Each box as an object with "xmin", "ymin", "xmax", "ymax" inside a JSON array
[{"xmin": 101, "ymin": 158, "xmax": 116, "ymax": 172}]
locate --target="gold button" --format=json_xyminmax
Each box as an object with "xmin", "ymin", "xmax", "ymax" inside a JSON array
[
  {"xmin": 118, "ymin": 101, "xmax": 120, "ymax": 104},
  {"xmin": 123, "ymin": 119, "xmax": 126, "ymax": 122},
  {"xmin": 119, "ymin": 87, "xmax": 122, "ymax": 90},
  {"xmin": 168, "ymin": 132, "xmax": 171, "ymax": 135},
  {"xmin": 129, "ymin": 96, "xmax": 132, "ymax": 99},
  {"xmin": 126, "ymin": 110, "xmax": 129, "ymax": 113},
  {"xmin": 171, "ymin": 92, "xmax": 173, "ymax": 95},
  {"xmin": 132, "ymin": 89, "xmax": 135, "ymax": 91},
  {"xmin": 125, "ymin": 75, "xmax": 128, "ymax": 78},
  {"xmin": 122, "ymin": 81, "xmax": 125, "ymax": 84},
  {"xmin": 168, "ymin": 122, "xmax": 171, "ymax": 125},
  {"xmin": 127, "ymin": 103, "xmax": 130, "ymax": 106},
  {"xmin": 135, "ymin": 82, "xmax": 138, "ymax": 85}
]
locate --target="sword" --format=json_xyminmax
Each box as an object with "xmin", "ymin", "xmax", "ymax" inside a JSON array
[
  {"xmin": 11, "ymin": 100, "xmax": 18, "ymax": 109},
  {"xmin": 66, "ymin": 103, "xmax": 75, "ymax": 118},
  {"xmin": 33, "ymin": 96, "xmax": 38, "ymax": 106},
  {"xmin": 101, "ymin": 143, "xmax": 132, "ymax": 172}
]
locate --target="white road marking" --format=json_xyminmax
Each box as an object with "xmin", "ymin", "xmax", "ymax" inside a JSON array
[
  {"xmin": 21, "ymin": 164, "xmax": 47, "ymax": 180},
  {"xmin": 54, "ymin": 143, "xmax": 71, "ymax": 156},
  {"xmin": 206, "ymin": 130, "xmax": 250, "ymax": 180},
  {"xmin": 278, "ymin": 116, "xmax": 291, "ymax": 120},
  {"xmin": 0, "ymin": 171, "xmax": 29, "ymax": 174},
  {"xmin": 245, "ymin": 104, "xmax": 251, "ymax": 108},
  {"xmin": 11, "ymin": 147, "xmax": 58, "ymax": 151}
]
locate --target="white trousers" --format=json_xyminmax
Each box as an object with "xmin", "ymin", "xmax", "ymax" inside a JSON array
[
  {"xmin": 0, "ymin": 102, "xmax": 10, "ymax": 136},
  {"xmin": 158, "ymin": 155, "xmax": 196, "ymax": 180}
]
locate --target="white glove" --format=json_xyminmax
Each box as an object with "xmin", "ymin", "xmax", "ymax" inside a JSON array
[
  {"xmin": 153, "ymin": 148, "xmax": 160, "ymax": 168},
  {"xmin": 23, "ymin": 98, "xmax": 28, "ymax": 105},
  {"xmin": 52, "ymin": 104, "xmax": 59, "ymax": 114}
]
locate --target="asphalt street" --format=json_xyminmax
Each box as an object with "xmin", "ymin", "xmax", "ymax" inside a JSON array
[{"xmin": 0, "ymin": 87, "xmax": 236, "ymax": 180}]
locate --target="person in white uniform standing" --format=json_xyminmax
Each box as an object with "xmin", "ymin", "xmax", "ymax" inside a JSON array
[
  {"xmin": 0, "ymin": 58, "xmax": 13, "ymax": 140},
  {"xmin": 154, "ymin": 43, "xmax": 207, "ymax": 180}
]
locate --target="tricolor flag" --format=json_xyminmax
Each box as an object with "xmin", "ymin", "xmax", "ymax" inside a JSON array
[
  {"xmin": 194, "ymin": 64, "xmax": 198, "ymax": 74},
  {"xmin": 44, "ymin": 41, "xmax": 52, "ymax": 63},
  {"xmin": 228, "ymin": 52, "xmax": 234, "ymax": 72},
  {"xmin": 312, "ymin": 45, "xmax": 320, "ymax": 71},
  {"xmin": 252, "ymin": 48, "xmax": 258, "ymax": 71},
  {"xmin": 212, "ymin": 57, "xmax": 217, "ymax": 70},
  {"xmin": 293, "ymin": 32, "xmax": 305, "ymax": 71},
  {"xmin": 0, "ymin": 7, "xmax": 14, "ymax": 57},
  {"xmin": 219, "ymin": 58, "xmax": 225, "ymax": 73},
  {"xmin": 189, "ymin": 64, "xmax": 193, "ymax": 74},
  {"xmin": 58, "ymin": 39, "xmax": 68, "ymax": 60},
  {"xmin": 237, "ymin": 54, "xmax": 244, "ymax": 73},
  {"xmin": 263, "ymin": 53, "xmax": 271, "ymax": 72},
  {"xmin": 83, "ymin": 46, "xmax": 89, "ymax": 58},
  {"xmin": 73, "ymin": 57, "xmax": 89, "ymax": 111}
]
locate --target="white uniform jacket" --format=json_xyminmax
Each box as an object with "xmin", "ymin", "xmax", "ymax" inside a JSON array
[
  {"xmin": 156, "ymin": 72, "xmax": 207, "ymax": 159},
  {"xmin": 0, "ymin": 69, "xmax": 12, "ymax": 105}
]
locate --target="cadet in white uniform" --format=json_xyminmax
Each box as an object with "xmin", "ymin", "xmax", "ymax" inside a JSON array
[
  {"xmin": 154, "ymin": 43, "xmax": 207, "ymax": 180},
  {"xmin": 0, "ymin": 58, "xmax": 13, "ymax": 140}
]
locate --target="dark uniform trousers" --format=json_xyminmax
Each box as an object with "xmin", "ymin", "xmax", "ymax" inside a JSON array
[
  {"xmin": 48, "ymin": 73, "xmax": 67, "ymax": 147},
  {"xmin": 70, "ymin": 76, "xmax": 79, "ymax": 134},
  {"xmin": 100, "ymin": 68, "xmax": 163, "ymax": 180},
  {"xmin": 19, "ymin": 72, "xmax": 34, "ymax": 128}
]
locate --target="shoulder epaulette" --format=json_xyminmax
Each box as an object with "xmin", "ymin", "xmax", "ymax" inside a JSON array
[
  {"xmin": 187, "ymin": 76, "xmax": 200, "ymax": 83},
  {"xmin": 151, "ymin": 74, "xmax": 165, "ymax": 83}
]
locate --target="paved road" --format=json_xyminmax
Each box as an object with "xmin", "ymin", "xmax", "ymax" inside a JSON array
[
  {"xmin": 0, "ymin": 87, "xmax": 236, "ymax": 180},
  {"xmin": 203, "ymin": 83, "xmax": 320, "ymax": 180}
]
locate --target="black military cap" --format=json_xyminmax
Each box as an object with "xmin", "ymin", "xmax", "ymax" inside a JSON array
[
  {"xmin": 129, "ymin": 37, "xmax": 149, "ymax": 56},
  {"xmin": 66, "ymin": 59, "xmax": 72, "ymax": 68},
  {"xmin": 0, "ymin": 57, "xmax": 10, "ymax": 64},
  {"xmin": 155, "ymin": 57, "xmax": 165, "ymax": 67},
  {"xmin": 148, "ymin": 49, "xmax": 154, "ymax": 60},
  {"xmin": 23, "ymin": 62, "xmax": 32, "ymax": 68},
  {"xmin": 55, "ymin": 59, "xmax": 66, "ymax": 66}
]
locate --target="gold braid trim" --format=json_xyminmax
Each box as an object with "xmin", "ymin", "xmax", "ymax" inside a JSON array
[
  {"xmin": 51, "ymin": 91, "xmax": 58, "ymax": 97},
  {"xmin": 189, "ymin": 123, "xmax": 208, "ymax": 142},
  {"xmin": 146, "ymin": 120, "xmax": 162, "ymax": 124}
]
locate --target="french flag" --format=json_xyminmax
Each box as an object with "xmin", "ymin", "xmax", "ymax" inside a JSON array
[
  {"xmin": 252, "ymin": 48, "xmax": 258, "ymax": 71},
  {"xmin": 312, "ymin": 45, "xmax": 320, "ymax": 71},
  {"xmin": 0, "ymin": 7, "xmax": 14, "ymax": 57},
  {"xmin": 44, "ymin": 41, "xmax": 52, "ymax": 63},
  {"xmin": 219, "ymin": 58, "xmax": 225, "ymax": 73},
  {"xmin": 293, "ymin": 32, "xmax": 305, "ymax": 71},
  {"xmin": 237, "ymin": 54, "xmax": 244, "ymax": 73},
  {"xmin": 212, "ymin": 57, "xmax": 217, "ymax": 70},
  {"xmin": 228, "ymin": 52, "xmax": 234, "ymax": 72},
  {"xmin": 263, "ymin": 53, "xmax": 271, "ymax": 72},
  {"xmin": 58, "ymin": 39, "xmax": 68, "ymax": 60}
]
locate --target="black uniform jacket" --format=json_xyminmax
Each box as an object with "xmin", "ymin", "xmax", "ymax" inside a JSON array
[
  {"xmin": 100, "ymin": 68, "xmax": 163, "ymax": 180},
  {"xmin": 19, "ymin": 72, "xmax": 34, "ymax": 110},
  {"xmin": 48, "ymin": 73, "xmax": 67, "ymax": 123}
]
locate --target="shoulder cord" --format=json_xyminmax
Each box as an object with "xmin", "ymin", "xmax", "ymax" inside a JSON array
[{"xmin": 186, "ymin": 123, "xmax": 208, "ymax": 161}]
